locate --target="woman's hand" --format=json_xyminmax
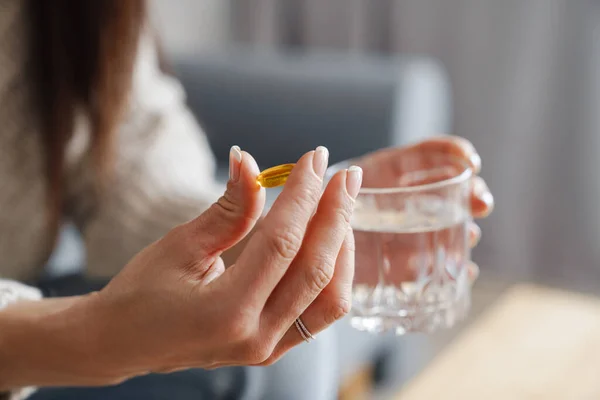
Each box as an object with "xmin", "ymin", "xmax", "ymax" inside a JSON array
[
  {"xmin": 0, "ymin": 146, "xmax": 358, "ymax": 389},
  {"xmin": 354, "ymin": 136, "xmax": 494, "ymax": 283},
  {"xmin": 67, "ymin": 146, "xmax": 359, "ymax": 384}
]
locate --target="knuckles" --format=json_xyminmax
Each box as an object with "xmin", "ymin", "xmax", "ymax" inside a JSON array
[
  {"xmin": 258, "ymin": 349, "xmax": 285, "ymax": 366},
  {"xmin": 222, "ymin": 313, "xmax": 257, "ymax": 343},
  {"xmin": 212, "ymin": 193, "xmax": 246, "ymax": 224},
  {"xmin": 292, "ymin": 180, "xmax": 323, "ymax": 211},
  {"xmin": 265, "ymin": 226, "xmax": 304, "ymax": 262},
  {"xmin": 237, "ymin": 337, "xmax": 276, "ymax": 365},
  {"xmin": 325, "ymin": 298, "xmax": 352, "ymax": 325},
  {"xmin": 216, "ymin": 312, "xmax": 276, "ymax": 365},
  {"xmin": 304, "ymin": 259, "xmax": 335, "ymax": 293},
  {"xmin": 216, "ymin": 193, "xmax": 238, "ymax": 214}
]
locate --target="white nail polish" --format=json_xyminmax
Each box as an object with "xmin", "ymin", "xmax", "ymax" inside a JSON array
[
  {"xmin": 230, "ymin": 145, "xmax": 242, "ymax": 182},
  {"xmin": 231, "ymin": 145, "xmax": 242, "ymax": 162},
  {"xmin": 346, "ymin": 166, "xmax": 363, "ymax": 198}
]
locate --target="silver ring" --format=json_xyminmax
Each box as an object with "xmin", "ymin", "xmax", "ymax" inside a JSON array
[{"xmin": 294, "ymin": 317, "xmax": 315, "ymax": 343}]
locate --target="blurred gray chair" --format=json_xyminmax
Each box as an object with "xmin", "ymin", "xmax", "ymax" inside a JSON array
[
  {"xmin": 47, "ymin": 49, "xmax": 451, "ymax": 398},
  {"xmin": 174, "ymin": 48, "xmax": 450, "ymax": 170}
]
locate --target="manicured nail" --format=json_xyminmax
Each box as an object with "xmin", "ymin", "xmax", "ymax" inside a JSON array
[
  {"xmin": 473, "ymin": 177, "xmax": 494, "ymax": 214},
  {"xmin": 204, "ymin": 269, "xmax": 222, "ymax": 284},
  {"xmin": 469, "ymin": 223, "xmax": 481, "ymax": 247},
  {"xmin": 471, "ymin": 152, "xmax": 482, "ymax": 174},
  {"xmin": 313, "ymin": 146, "xmax": 329, "ymax": 177},
  {"xmin": 229, "ymin": 145, "xmax": 242, "ymax": 182},
  {"xmin": 468, "ymin": 262, "xmax": 480, "ymax": 284},
  {"xmin": 346, "ymin": 166, "xmax": 363, "ymax": 198}
]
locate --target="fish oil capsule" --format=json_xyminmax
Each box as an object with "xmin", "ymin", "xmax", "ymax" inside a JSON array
[{"xmin": 257, "ymin": 163, "xmax": 295, "ymax": 188}]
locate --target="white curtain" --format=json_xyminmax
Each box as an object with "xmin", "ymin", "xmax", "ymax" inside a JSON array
[
  {"xmin": 230, "ymin": 0, "xmax": 600, "ymax": 284},
  {"xmin": 150, "ymin": 0, "xmax": 231, "ymax": 57}
]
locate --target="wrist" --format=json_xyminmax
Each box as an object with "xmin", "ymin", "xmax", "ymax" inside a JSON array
[{"xmin": 0, "ymin": 294, "xmax": 125, "ymax": 389}]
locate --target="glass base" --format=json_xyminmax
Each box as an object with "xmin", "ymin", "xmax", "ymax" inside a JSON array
[{"xmin": 350, "ymin": 289, "xmax": 471, "ymax": 335}]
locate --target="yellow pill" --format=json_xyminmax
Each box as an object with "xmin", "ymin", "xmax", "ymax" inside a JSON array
[{"xmin": 257, "ymin": 163, "xmax": 295, "ymax": 188}]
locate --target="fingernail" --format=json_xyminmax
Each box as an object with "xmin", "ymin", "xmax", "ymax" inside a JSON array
[
  {"xmin": 473, "ymin": 178, "xmax": 494, "ymax": 213},
  {"xmin": 470, "ymin": 153, "xmax": 482, "ymax": 174},
  {"xmin": 346, "ymin": 166, "xmax": 363, "ymax": 198},
  {"xmin": 229, "ymin": 145, "xmax": 242, "ymax": 182},
  {"xmin": 204, "ymin": 269, "xmax": 222, "ymax": 284},
  {"xmin": 469, "ymin": 223, "xmax": 481, "ymax": 247},
  {"xmin": 468, "ymin": 262, "xmax": 480, "ymax": 284},
  {"xmin": 313, "ymin": 146, "xmax": 329, "ymax": 177}
]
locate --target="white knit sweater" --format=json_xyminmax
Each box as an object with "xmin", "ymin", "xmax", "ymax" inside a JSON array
[
  {"xmin": 0, "ymin": 1, "xmax": 223, "ymax": 396},
  {"xmin": 0, "ymin": 0, "xmax": 223, "ymax": 282}
]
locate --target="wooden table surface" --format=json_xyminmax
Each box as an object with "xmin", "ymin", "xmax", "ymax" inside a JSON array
[{"xmin": 396, "ymin": 284, "xmax": 600, "ymax": 400}]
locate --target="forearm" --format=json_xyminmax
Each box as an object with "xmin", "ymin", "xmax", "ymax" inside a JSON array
[{"xmin": 0, "ymin": 295, "xmax": 118, "ymax": 390}]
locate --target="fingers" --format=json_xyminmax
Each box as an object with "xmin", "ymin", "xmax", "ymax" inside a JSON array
[
  {"xmin": 186, "ymin": 146, "xmax": 265, "ymax": 256},
  {"xmin": 416, "ymin": 138, "xmax": 492, "ymax": 218},
  {"xmin": 261, "ymin": 167, "xmax": 361, "ymax": 338},
  {"xmin": 360, "ymin": 136, "xmax": 480, "ymax": 174},
  {"xmin": 356, "ymin": 136, "xmax": 487, "ymax": 199},
  {"xmin": 226, "ymin": 147, "xmax": 330, "ymax": 306},
  {"xmin": 260, "ymin": 229, "xmax": 356, "ymax": 364},
  {"xmin": 411, "ymin": 138, "xmax": 494, "ymax": 219},
  {"xmin": 469, "ymin": 222, "xmax": 481, "ymax": 248},
  {"xmin": 412, "ymin": 136, "xmax": 481, "ymax": 174},
  {"xmin": 468, "ymin": 261, "xmax": 480, "ymax": 283},
  {"xmin": 470, "ymin": 176, "xmax": 494, "ymax": 218}
]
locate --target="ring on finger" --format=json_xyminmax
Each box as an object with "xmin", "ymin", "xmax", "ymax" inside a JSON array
[{"xmin": 294, "ymin": 317, "xmax": 315, "ymax": 343}]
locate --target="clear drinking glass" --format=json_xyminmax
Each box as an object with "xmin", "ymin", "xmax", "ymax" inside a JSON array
[{"xmin": 326, "ymin": 151, "xmax": 473, "ymax": 334}]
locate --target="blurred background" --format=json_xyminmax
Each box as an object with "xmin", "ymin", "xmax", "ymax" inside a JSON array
[
  {"xmin": 149, "ymin": 0, "xmax": 600, "ymax": 289},
  {"xmin": 69, "ymin": 0, "xmax": 600, "ymax": 398}
]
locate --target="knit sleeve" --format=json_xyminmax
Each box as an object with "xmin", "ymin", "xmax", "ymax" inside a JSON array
[
  {"xmin": 66, "ymin": 33, "xmax": 225, "ymax": 278},
  {"xmin": 0, "ymin": 280, "xmax": 42, "ymax": 400}
]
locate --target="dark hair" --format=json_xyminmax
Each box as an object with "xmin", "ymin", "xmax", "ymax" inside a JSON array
[{"xmin": 28, "ymin": 0, "xmax": 146, "ymax": 243}]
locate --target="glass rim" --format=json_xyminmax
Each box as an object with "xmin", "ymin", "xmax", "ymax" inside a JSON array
[{"xmin": 326, "ymin": 153, "xmax": 473, "ymax": 195}]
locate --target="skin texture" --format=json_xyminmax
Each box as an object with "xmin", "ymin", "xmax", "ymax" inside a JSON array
[{"xmin": 0, "ymin": 136, "xmax": 493, "ymax": 391}]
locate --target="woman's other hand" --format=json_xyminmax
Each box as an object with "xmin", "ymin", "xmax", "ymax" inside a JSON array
[{"xmin": 354, "ymin": 136, "xmax": 494, "ymax": 283}]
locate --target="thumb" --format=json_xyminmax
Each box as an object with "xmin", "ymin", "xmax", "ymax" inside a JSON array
[{"xmin": 188, "ymin": 146, "xmax": 265, "ymax": 256}]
